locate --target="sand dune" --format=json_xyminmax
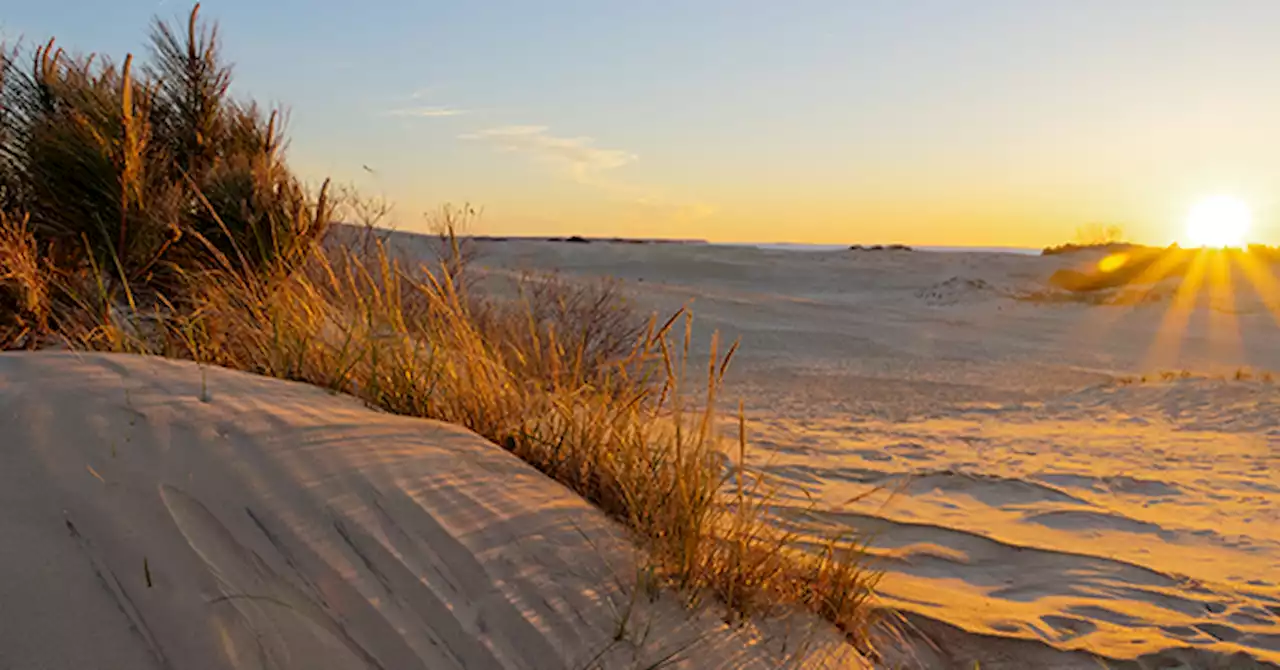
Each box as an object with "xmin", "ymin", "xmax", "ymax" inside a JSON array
[
  {"xmin": 13, "ymin": 233, "xmax": 1277, "ymax": 668},
  {"xmin": 439, "ymin": 237, "xmax": 1280, "ymax": 669},
  {"xmin": 0, "ymin": 352, "xmax": 859, "ymax": 670}
]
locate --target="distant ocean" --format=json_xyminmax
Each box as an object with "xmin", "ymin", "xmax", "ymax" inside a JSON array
[{"xmin": 737, "ymin": 242, "xmax": 1041, "ymax": 255}]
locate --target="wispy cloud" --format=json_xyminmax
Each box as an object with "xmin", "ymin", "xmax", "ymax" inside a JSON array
[
  {"xmin": 629, "ymin": 198, "xmax": 719, "ymax": 222},
  {"xmin": 385, "ymin": 106, "xmax": 467, "ymax": 118},
  {"xmin": 461, "ymin": 125, "xmax": 636, "ymax": 181},
  {"xmin": 462, "ymin": 124, "xmax": 716, "ymax": 223}
]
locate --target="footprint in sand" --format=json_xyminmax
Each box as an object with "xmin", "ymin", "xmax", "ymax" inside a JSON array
[
  {"xmin": 1195, "ymin": 622, "xmax": 1245, "ymax": 643},
  {"xmin": 1039, "ymin": 614, "xmax": 1098, "ymax": 642},
  {"xmin": 1062, "ymin": 604, "xmax": 1145, "ymax": 628},
  {"xmin": 848, "ymin": 448, "xmax": 895, "ymax": 462},
  {"xmin": 883, "ymin": 441, "xmax": 934, "ymax": 461}
]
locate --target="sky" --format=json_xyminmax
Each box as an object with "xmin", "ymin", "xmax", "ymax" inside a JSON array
[{"xmin": 7, "ymin": 1, "xmax": 1280, "ymax": 247}]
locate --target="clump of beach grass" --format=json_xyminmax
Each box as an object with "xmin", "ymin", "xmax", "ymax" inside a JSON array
[
  {"xmin": 0, "ymin": 3, "xmax": 881, "ymax": 655},
  {"xmin": 147, "ymin": 237, "xmax": 881, "ymax": 646}
]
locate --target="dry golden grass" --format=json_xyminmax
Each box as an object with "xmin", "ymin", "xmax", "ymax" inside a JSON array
[
  {"xmin": 0, "ymin": 2, "xmax": 882, "ymax": 656},
  {"xmin": 0, "ymin": 213, "xmax": 49, "ymax": 348},
  {"xmin": 42, "ymin": 238, "xmax": 880, "ymax": 649}
]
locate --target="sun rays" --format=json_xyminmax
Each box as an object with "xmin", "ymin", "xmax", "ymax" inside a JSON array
[
  {"xmin": 1047, "ymin": 237, "xmax": 1280, "ymax": 373},
  {"xmin": 1073, "ymin": 245, "xmax": 1280, "ymax": 371},
  {"xmin": 1141, "ymin": 196, "xmax": 1261, "ymax": 369}
]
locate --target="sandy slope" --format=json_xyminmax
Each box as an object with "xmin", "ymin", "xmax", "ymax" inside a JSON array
[
  {"xmin": 432, "ymin": 237, "xmax": 1279, "ymax": 669},
  {"xmin": 0, "ymin": 352, "xmax": 859, "ymax": 670}
]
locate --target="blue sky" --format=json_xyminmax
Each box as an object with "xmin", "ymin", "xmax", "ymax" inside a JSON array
[{"xmin": 8, "ymin": 1, "xmax": 1280, "ymax": 245}]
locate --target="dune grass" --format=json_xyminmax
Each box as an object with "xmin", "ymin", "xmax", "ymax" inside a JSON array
[{"xmin": 0, "ymin": 3, "xmax": 881, "ymax": 655}]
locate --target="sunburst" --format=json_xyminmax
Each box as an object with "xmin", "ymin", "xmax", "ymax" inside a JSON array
[
  {"xmin": 1183, "ymin": 195, "xmax": 1253, "ymax": 248},
  {"xmin": 1054, "ymin": 198, "xmax": 1278, "ymax": 371}
]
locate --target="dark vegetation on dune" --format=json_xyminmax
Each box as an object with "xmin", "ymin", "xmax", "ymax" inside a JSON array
[
  {"xmin": 1040, "ymin": 221, "xmax": 1280, "ymax": 294},
  {"xmin": 1045, "ymin": 244, "xmax": 1280, "ymax": 293},
  {"xmin": 1041, "ymin": 241, "xmax": 1142, "ymax": 257},
  {"xmin": 0, "ymin": 4, "xmax": 880, "ymax": 655},
  {"xmin": 1046, "ymin": 247, "xmax": 1184, "ymax": 292},
  {"xmin": 849, "ymin": 243, "xmax": 912, "ymax": 252}
]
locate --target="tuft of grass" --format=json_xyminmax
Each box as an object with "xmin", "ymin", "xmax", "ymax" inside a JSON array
[
  {"xmin": 0, "ymin": 213, "xmax": 49, "ymax": 348},
  {"xmin": 0, "ymin": 3, "xmax": 330, "ymax": 296}
]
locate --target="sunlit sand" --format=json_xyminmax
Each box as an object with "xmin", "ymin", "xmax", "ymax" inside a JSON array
[{"xmin": 434, "ymin": 235, "xmax": 1280, "ymax": 668}]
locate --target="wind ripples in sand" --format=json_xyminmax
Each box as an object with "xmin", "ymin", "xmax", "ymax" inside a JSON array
[{"xmin": 751, "ymin": 393, "xmax": 1280, "ymax": 667}]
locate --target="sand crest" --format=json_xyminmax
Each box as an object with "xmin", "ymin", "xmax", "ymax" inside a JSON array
[{"xmin": 0, "ymin": 352, "xmax": 858, "ymax": 670}]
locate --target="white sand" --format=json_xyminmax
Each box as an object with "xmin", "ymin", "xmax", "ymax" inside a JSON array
[
  {"xmin": 0, "ymin": 352, "xmax": 860, "ymax": 670},
  {"xmin": 444, "ymin": 237, "xmax": 1279, "ymax": 669}
]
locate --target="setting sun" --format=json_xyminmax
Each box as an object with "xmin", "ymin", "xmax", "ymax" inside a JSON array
[{"xmin": 1184, "ymin": 195, "xmax": 1253, "ymax": 248}]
